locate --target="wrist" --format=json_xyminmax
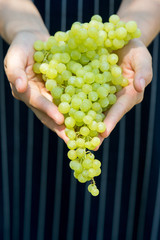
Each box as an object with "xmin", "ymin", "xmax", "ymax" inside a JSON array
[
  {"xmin": 0, "ymin": 0, "xmax": 49, "ymax": 44},
  {"xmin": 117, "ymin": 0, "xmax": 160, "ymax": 46}
]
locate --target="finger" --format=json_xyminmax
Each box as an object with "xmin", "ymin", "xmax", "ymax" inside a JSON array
[
  {"xmin": 12, "ymin": 84, "xmax": 64, "ymax": 125},
  {"xmin": 30, "ymin": 106, "xmax": 69, "ymax": 144},
  {"xmin": 100, "ymin": 86, "xmax": 143, "ymax": 139},
  {"xmin": 4, "ymin": 44, "xmax": 28, "ymax": 93},
  {"xmin": 133, "ymin": 50, "xmax": 153, "ymax": 92}
]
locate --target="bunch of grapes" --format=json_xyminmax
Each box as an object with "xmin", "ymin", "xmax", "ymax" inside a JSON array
[{"xmin": 33, "ymin": 14, "xmax": 141, "ymax": 196}]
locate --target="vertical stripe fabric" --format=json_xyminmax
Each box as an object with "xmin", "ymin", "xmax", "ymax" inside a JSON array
[
  {"xmin": 12, "ymin": 99, "xmax": 20, "ymax": 240},
  {"xmin": 37, "ymin": 1, "xmax": 50, "ymax": 240},
  {"xmin": 0, "ymin": 0, "xmax": 160, "ymax": 240},
  {"xmin": 0, "ymin": 38, "xmax": 10, "ymax": 240},
  {"xmin": 137, "ymin": 36, "xmax": 159, "ymax": 240},
  {"xmin": 125, "ymin": 104, "xmax": 141, "ymax": 240}
]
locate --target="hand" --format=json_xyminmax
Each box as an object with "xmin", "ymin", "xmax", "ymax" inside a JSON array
[
  {"xmin": 97, "ymin": 39, "xmax": 153, "ymax": 149},
  {"xmin": 4, "ymin": 31, "xmax": 69, "ymax": 143}
]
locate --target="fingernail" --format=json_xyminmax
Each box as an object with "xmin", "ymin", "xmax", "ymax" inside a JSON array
[
  {"xmin": 140, "ymin": 78, "xmax": 145, "ymax": 91},
  {"xmin": 15, "ymin": 78, "xmax": 23, "ymax": 92}
]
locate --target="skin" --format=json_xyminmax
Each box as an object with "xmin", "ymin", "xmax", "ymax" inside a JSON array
[{"xmin": 1, "ymin": 0, "xmax": 159, "ymax": 148}]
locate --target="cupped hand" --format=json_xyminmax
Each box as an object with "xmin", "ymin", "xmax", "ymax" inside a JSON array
[
  {"xmin": 4, "ymin": 31, "xmax": 68, "ymax": 143},
  {"xmin": 97, "ymin": 39, "xmax": 153, "ymax": 149}
]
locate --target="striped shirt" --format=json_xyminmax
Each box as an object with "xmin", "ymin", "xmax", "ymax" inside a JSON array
[{"xmin": 0, "ymin": 0, "xmax": 160, "ymax": 240}]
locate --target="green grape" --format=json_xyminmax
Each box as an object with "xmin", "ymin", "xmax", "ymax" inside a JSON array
[
  {"xmin": 93, "ymin": 159, "xmax": 101, "ymax": 169},
  {"xmin": 108, "ymin": 93, "xmax": 117, "ymax": 105},
  {"xmin": 34, "ymin": 40, "xmax": 44, "ymax": 51},
  {"xmin": 87, "ymin": 110, "xmax": 97, "ymax": 119},
  {"xmin": 65, "ymin": 85, "xmax": 76, "ymax": 96},
  {"xmin": 51, "ymin": 86, "xmax": 63, "ymax": 99},
  {"xmin": 78, "ymin": 91, "xmax": 87, "ymax": 100},
  {"xmin": 97, "ymin": 86, "xmax": 108, "ymax": 98},
  {"xmin": 56, "ymin": 63, "xmax": 66, "ymax": 73},
  {"xmin": 85, "ymin": 141, "xmax": 93, "ymax": 150},
  {"xmin": 111, "ymin": 66, "xmax": 122, "ymax": 77},
  {"xmin": 132, "ymin": 28, "xmax": 141, "ymax": 38},
  {"xmin": 91, "ymin": 137, "xmax": 100, "ymax": 147},
  {"xmin": 125, "ymin": 21, "xmax": 137, "ymax": 33},
  {"xmin": 61, "ymin": 70, "xmax": 72, "ymax": 80},
  {"xmin": 84, "ymin": 72, "xmax": 95, "ymax": 84},
  {"xmin": 86, "ymin": 50, "xmax": 96, "ymax": 59},
  {"xmin": 65, "ymin": 117, "xmax": 76, "ymax": 128},
  {"xmin": 82, "ymin": 158, "xmax": 93, "ymax": 169},
  {"xmin": 107, "ymin": 53, "xmax": 118, "ymax": 65},
  {"xmin": 88, "ymin": 168, "xmax": 96, "ymax": 178},
  {"xmin": 49, "ymin": 60, "xmax": 58, "ymax": 68},
  {"xmin": 74, "ymin": 111, "xmax": 85, "ymax": 123},
  {"xmin": 94, "ymin": 168, "xmax": 101, "ymax": 177},
  {"xmin": 45, "ymin": 79, "xmax": 57, "ymax": 91},
  {"xmin": 110, "ymin": 86, "xmax": 117, "ymax": 93},
  {"xmin": 95, "ymin": 113, "xmax": 103, "ymax": 122},
  {"xmin": 91, "ymin": 188, "xmax": 99, "ymax": 196},
  {"xmin": 98, "ymin": 47, "xmax": 108, "ymax": 56},
  {"xmin": 76, "ymin": 148, "xmax": 85, "ymax": 158},
  {"xmin": 97, "ymin": 122, "xmax": 106, "ymax": 133},
  {"xmin": 98, "ymin": 98, "xmax": 109, "ymax": 108},
  {"xmin": 67, "ymin": 140, "xmax": 77, "ymax": 150},
  {"xmin": 76, "ymin": 138, "xmax": 85, "ymax": 148},
  {"xmin": 68, "ymin": 38, "xmax": 77, "ymax": 49},
  {"xmin": 91, "ymin": 14, "xmax": 102, "ymax": 22},
  {"xmin": 88, "ymin": 27, "xmax": 98, "ymax": 39},
  {"xmin": 39, "ymin": 63, "xmax": 49, "ymax": 74},
  {"xmin": 76, "ymin": 68, "xmax": 86, "ymax": 77},
  {"xmin": 115, "ymin": 27, "xmax": 127, "ymax": 40},
  {"xmin": 45, "ymin": 37, "xmax": 57, "ymax": 50},
  {"xmin": 68, "ymin": 151, "xmax": 77, "ymax": 160},
  {"xmin": 71, "ymin": 50, "xmax": 81, "ymax": 60},
  {"xmin": 33, "ymin": 63, "xmax": 41, "ymax": 74},
  {"xmin": 109, "ymin": 14, "xmax": 120, "ymax": 25},
  {"xmin": 80, "ymin": 126, "xmax": 90, "ymax": 136},
  {"xmin": 60, "ymin": 93, "xmax": 71, "ymax": 103},
  {"xmin": 92, "ymin": 83, "xmax": 100, "ymax": 91},
  {"xmin": 90, "ymin": 59, "xmax": 100, "ymax": 68},
  {"xmin": 80, "ymin": 99, "xmax": 92, "ymax": 112},
  {"xmin": 70, "ymin": 160, "xmax": 83, "ymax": 173},
  {"xmin": 71, "ymin": 97, "xmax": 82, "ymax": 110},
  {"xmin": 58, "ymin": 102, "xmax": 70, "ymax": 114},
  {"xmin": 104, "ymin": 39, "xmax": 113, "ymax": 48},
  {"xmin": 46, "ymin": 68, "xmax": 57, "ymax": 79},
  {"xmin": 92, "ymin": 102, "xmax": 102, "ymax": 112},
  {"xmin": 88, "ymin": 120, "xmax": 98, "ymax": 131},
  {"xmin": 66, "ymin": 129, "xmax": 76, "ymax": 140},
  {"xmin": 88, "ymin": 91, "xmax": 98, "ymax": 102},
  {"xmin": 34, "ymin": 51, "xmax": 44, "ymax": 62},
  {"xmin": 83, "ymin": 115, "xmax": 93, "ymax": 125},
  {"xmin": 99, "ymin": 61, "xmax": 110, "ymax": 72},
  {"xmin": 75, "ymin": 77, "xmax": 84, "ymax": 88},
  {"xmin": 54, "ymin": 31, "xmax": 68, "ymax": 41},
  {"xmin": 80, "ymin": 54, "xmax": 90, "ymax": 65},
  {"xmin": 82, "ymin": 169, "xmax": 89, "ymax": 178},
  {"xmin": 78, "ymin": 174, "xmax": 87, "ymax": 183},
  {"xmin": 95, "ymin": 74, "xmax": 105, "ymax": 84}
]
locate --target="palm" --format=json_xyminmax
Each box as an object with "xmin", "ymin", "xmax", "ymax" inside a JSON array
[
  {"xmin": 5, "ymin": 31, "xmax": 68, "ymax": 143},
  {"xmin": 100, "ymin": 39, "xmax": 152, "ymax": 143}
]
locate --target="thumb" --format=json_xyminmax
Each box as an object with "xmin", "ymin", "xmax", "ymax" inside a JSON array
[
  {"xmin": 133, "ymin": 50, "xmax": 153, "ymax": 92},
  {"xmin": 4, "ymin": 44, "xmax": 28, "ymax": 93}
]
